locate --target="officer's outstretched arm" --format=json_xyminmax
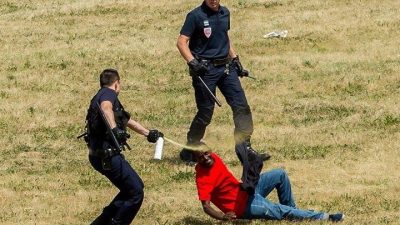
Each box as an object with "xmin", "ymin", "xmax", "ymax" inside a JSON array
[
  {"xmin": 127, "ymin": 119, "xmax": 149, "ymax": 136},
  {"xmin": 127, "ymin": 119, "xmax": 163, "ymax": 143}
]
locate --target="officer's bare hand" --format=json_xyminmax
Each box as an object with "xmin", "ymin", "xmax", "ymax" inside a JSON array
[
  {"xmin": 147, "ymin": 129, "xmax": 163, "ymax": 143},
  {"xmin": 222, "ymin": 211, "xmax": 237, "ymax": 221},
  {"xmin": 188, "ymin": 59, "xmax": 208, "ymax": 77}
]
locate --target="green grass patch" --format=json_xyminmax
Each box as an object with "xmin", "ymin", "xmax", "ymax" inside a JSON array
[
  {"xmin": 283, "ymin": 102, "xmax": 357, "ymax": 126},
  {"xmin": 171, "ymin": 171, "xmax": 195, "ymax": 183},
  {"xmin": 367, "ymin": 113, "xmax": 400, "ymax": 132},
  {"xmin": 272, "ymin": 143, "xmax": 360, "ymax": 160}
]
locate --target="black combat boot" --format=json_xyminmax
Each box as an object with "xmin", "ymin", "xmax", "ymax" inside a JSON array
[{"xmin": 245, "ymin": 140, "xmax": 271, "ymax": 162}]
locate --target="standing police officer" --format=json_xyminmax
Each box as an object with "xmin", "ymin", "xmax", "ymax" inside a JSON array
[
  {"xmin": 85, "ymin": 69, "xmax": 163, "ymax": 225},
  {"xmin": 177, "ymin": 0, "xmax": 270, "ymax": 164}
]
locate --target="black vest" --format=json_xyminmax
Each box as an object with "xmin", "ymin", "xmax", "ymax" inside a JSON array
[{"xmin": 86, "ymin": 88, "xmax": 130, "ymax": 150}]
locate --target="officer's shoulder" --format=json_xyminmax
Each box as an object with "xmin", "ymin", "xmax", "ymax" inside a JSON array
[
  {"xmin": 185, "ymin": 5, "xmax": 203, "ymax": 21},
  {"xmin": 220, "ymin": 5, "xmax": 230, "ymax": 14},
  {"xmin": 188, "ymin": 5, "xmax": 203, "ymax": 16}
]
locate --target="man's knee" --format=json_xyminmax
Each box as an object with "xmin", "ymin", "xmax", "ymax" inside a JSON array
[
  {"xmin": 278, "ymin": 169, "xmax": 288, "ymax": 178},
  {"xmin": 270, "ymin": 168, "xmax": 289, "ymax": 182},
  {"xmin": 123, "ymin": 173, "xmax": 144, "ymax": 204},
  {"xmin": 127, "ymin": 187, "xmax": 144, "ymax": 205}
]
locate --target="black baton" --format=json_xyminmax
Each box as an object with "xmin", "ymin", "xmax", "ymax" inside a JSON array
[{"xmin": 197, "ymin": 76, "xmax": 222, "ymax": 107}]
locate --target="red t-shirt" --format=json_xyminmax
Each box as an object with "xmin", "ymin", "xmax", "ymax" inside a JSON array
[{"xmin": 195, "ymin": 153, "xmax": 249, "ymax": 218}]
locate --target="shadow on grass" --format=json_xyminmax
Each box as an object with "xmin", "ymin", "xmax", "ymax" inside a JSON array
[
  {"xmin": 181, "ymin": 216, "xmax": 252, "ymax": 225},
  {"xmin": 181, "ymin": 216, "xmax": 213, "ymax": 225},
  {"xmin": 232, "ymin": 219, "xmax": 252, "ymax": 224}
]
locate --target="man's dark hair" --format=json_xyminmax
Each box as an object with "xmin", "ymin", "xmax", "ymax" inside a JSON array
[
  {"xmin": 180, "ymin": 149, "xmax": 196, "ymax": 163},
  {"xmin": 100, "ymin": 68, "xmax": 120, "ymax": 87}
]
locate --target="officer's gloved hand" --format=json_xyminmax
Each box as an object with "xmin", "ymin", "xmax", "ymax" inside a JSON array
[
  {"xmin": 112, "ymin": 127, "xmax": 130, "ymax": 143},
  {"xmin": 147, "ymin": 129, "xmax": 164, "ymax": 143},
  {"xmin": 232, "ymin": 56, "xmax": 249, "ymax": 78},
  {"xmin": 187, "ymin": 58, "xmax": 208, "ymax": 77}
]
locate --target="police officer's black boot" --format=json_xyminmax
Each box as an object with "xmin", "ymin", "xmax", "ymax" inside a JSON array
[{"xmin": 244, "ymin": 140, "xmax": 271, "ymax": 162}]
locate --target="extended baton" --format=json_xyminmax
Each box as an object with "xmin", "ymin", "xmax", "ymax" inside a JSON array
[
  {"xmin": 197, "ymin": 76, "xmax": 222, "ymax": 107},
  {"xmin": 241, "ymin": 70, "xmax": 256, "ymax": 80}
]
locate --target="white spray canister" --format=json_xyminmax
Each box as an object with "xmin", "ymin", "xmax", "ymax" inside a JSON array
[{"xmin": 153, "ymin": 137, "xmax": 164, "ymax": 160}]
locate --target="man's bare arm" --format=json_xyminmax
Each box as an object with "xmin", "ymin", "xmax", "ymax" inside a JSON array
[
  {"xmin": 177, "ymin": 34, "xmax": 195, "ymax": 63},
  {"xmin": 126, "ymin": 119, "xmax": 149, "ymax": 137},
  {"xmin": 201, "ymin": 201, "xmax": 236, "ymax": 221}
]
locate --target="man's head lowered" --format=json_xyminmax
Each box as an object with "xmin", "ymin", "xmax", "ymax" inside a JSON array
[{"xmin": 180, "ymin": 144, "xmax": 214, "ymax": 167}]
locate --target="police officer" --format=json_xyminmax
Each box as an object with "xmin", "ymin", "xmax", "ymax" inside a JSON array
[
  {"xmin": 85, "ymin": 69, "xmax": 163, "ymax": 225},
  {"xmin": 177, "ymin": 0, "xmax": 270, "ymax": 163}
]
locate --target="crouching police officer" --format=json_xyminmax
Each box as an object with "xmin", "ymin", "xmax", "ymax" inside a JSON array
[
  {"xmin": 177, "ymin": 0, "xmax": 270, "ymax": 166},
  {"xmin": 85, "ymin": 69, "xmax": 163, "ymax": 225}
]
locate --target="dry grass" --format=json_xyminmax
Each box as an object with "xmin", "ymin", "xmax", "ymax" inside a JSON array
[{"xmin": 0, "ymin": 0, "xmax": 399, "ymax": 224}]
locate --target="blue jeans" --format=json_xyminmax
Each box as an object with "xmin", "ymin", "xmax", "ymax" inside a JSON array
[
  {"xmin": 89, "ymin": 154, "xmax": 144, "ymax": 225},
  {"xmin": 187, "ymin": 62, "xmax": 253, "ymax": 144},
  {"xmin": 244, "ymin": 169, "xmax": 326, "ymax": 220}
]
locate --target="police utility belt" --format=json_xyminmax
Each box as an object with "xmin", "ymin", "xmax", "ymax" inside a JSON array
[
  {"xmin": 198, "ymin": 57, "xmax": 231, "ymax": 66},
  {"xmin": 89, "ymin": 147, "xmax": 121, "ymax": 158}
]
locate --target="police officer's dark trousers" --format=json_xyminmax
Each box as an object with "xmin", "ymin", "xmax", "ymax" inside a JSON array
[
  {"xmin": 89, "ymin": 154, "xmax": 144, "ymax": 225},
  {"xmin": 187, "ymin": 62, "xmax": 253, "ymax": 144}
]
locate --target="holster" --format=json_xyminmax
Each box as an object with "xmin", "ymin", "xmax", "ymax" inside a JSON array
[{"xmin": 89, "ymin": 148, "xmax": 121, "ymax": 170}]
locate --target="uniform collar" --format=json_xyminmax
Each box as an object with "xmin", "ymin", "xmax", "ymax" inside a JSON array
[{"xmin": 201, "ymin": 1, "xmax": 223, "ymax": 15}]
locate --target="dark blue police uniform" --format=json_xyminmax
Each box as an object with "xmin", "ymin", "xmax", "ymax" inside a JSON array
[
  {"xmin": 87, "ymin": 87, "xmax": 144, "ymax": 225},
  {"xmin": 180, "ymin": 2, "xmax": 253, "ymax": 145}
]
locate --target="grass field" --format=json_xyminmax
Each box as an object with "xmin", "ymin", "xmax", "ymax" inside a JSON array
[{"xmin": 0, "ymin": 0, "xmax": 399, "ymax": 224}]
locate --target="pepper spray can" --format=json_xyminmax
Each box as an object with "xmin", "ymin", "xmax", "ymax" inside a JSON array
[{"xmin": 154, "ymin": 137, "xmax": 164, "ymax": 160}]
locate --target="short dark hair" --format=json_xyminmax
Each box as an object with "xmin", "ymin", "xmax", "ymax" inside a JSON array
[
  {"xmin": 99, "ymin": 68, "xmax": 120, "ymax": 87},
  {"xmin": 180, "ymin": 149, "xmax": 196, "ymax": 163}
]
